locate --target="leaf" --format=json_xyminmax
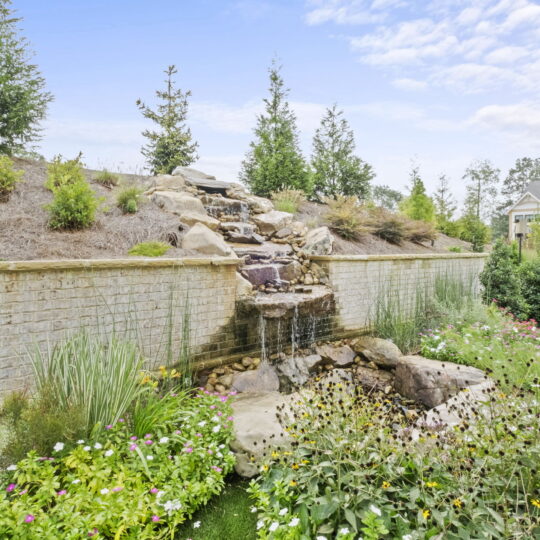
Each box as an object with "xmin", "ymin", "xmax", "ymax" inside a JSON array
[
  {"xmin": 344, "ymin": 508, "xmax": 358, "ymax": 532},
  {"xmin": 311, "ymin": 501, "xmax": 339, "ymax": 524}
]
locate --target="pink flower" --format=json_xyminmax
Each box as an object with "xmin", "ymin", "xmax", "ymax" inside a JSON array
[
  {"xmin": 184, "ymin": 447, "xmax": 193, "ymax": 453},
  {"xmin": 195, "ymin": 433, "xmax": 202, "ymax": 438},
  {"xmin": 174, "ymin": 430, "xmax": 181, "ymax": 435},
  {"xmin": 6, "ymin": 483, "xmax": 16, "ymax": 492},
  {"xmin": 217, "ymin": 411, "xmax": 223, "ymax": 416},
  {"xmin": 150, "ymin": 488, "xmax": 159, "ymax": 494},
  {"xmin": 144, "ymin": 434, "xmax": 152, "ymax": 439},
  {"xmin": 144, "ymin": 440, "xmax": 153, "ymax": 445},
  {"xmin": 24, "ymin": 514, "xmax": 35, "ymax": 523},
  {"xmin": 129, "ymin": 444, "xmax": 137, "ymax": 451},
  {"xmin": 207, "ymin": 450, "xmax": 213, "ymax": 455},
  {"xmin": 220, "ymin": 396, "xmax": 228, "ymax": 402},
  {"xmin": 227, "ymin": 416, "xmax": 233, "ymax": 421},
  {"xmin": 118, "ymin": 418, "xmax": 125, "ymax": 423},
  {"xmin": 152, "ymin": 515, "xmax": 160, "ymax": 522},
  {"xmin": 19, "ymin": 489, "xmax": 28, "ymax": 496},
  {"xmin": 130, "ymin": 436, "xmax": 138, "ymax": 441},
  {"xmin": 105, "ymin": 425, "xmax": 113, "ymax": 430},
  {"xmin": 57, "ymin": 490, "xmax": 67, "ymax": 496},
  {"xmin": 212, "ymin": 466, "xmax": 222, "ymax": 472},
  {"xmin": 88, "ymin": 528, "xmax": 99, "ymax": 537},
  {"xmin": 112, "ymin": 486, "xmax": 123, "ymax": 492}
]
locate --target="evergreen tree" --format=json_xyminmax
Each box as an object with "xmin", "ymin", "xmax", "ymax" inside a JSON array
[
  {"xmin": 463, "ymin": 159, "xmax": 499, "ymax": 222},
  {"xmin": 239, "ymin": 61, "xmax": 310, "ymax": 197},
  {"xmin": 433, "ymin": 174, "xmax": 457, "ymax": 223},
  {"xmin": 499, "ymin": 157, "xmax": 540, "ymax": 211},
  {"xmin": 0, "ymin": 0, "xmax": 52, "ymax": 155},
  {"xmin": 399, "ymin": 165, "xmax": 435, "ymax": 222},
  {"xmin": 311, "ymin": 104, "xmax": 374, "ymax": 199},
  {"xmin": 136, "ymin": 65, "xmax": 198, "ymax": 175}
]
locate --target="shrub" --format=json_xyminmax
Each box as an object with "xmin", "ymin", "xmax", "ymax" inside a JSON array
[
  {"xmin": 45, "ymin": 154, "xmax": 85, "ymax": 191},
  {"xmin": 448, "ymin": 246, "xmax": 462, "ymax": 252},
  {"xmin": 324, "ymin": 195, "xmax": 370, "ymax": 240},
  {"xmin": 0, "ymin": 390, "xmax": 236, "ymax": 539},
  {"xmin": 457, "ymin": 215, "xmax": 490, "ymax": 252},
  {"xmin": 271, "ymin": 189, "xmax": 306, "ymax": 214},
  {"xmin": 0, "ymin": 156, "xmax": 24, "ymax": 202},
  {"xmin": 94, "ymin": 169, "xmax": 120, "ymax": 187},
  {"xmin": 117, "ymin": 186, "xmax": 143, "ymax": 214},
  {"xmin": 520, "ymin": 258, "xmax": 540, "ymax": 322},
  {"xmin": 404, "ymin": 219, "xmax": 437, "ymax": 243},
  {"xmin": 369, "ymin": 208, "xmax": 406, "ymax": 244},
  {"xmin": 128, "ymin": 241, "xmax": 170, "ymax": 257}
]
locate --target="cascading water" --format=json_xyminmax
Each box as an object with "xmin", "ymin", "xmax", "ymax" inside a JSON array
[{"xmin": 258, "ymin": 313, "xmax": 267, "ymax": 365}]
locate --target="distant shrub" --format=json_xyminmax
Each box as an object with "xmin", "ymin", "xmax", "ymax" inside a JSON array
[
  {"xmin": 448, "ymin": 246, "xmax": 462, "ymax": 253},
  {"xmin": 369, "ymin": 208, "xmax": 407, "ymax": 244},
  {"xmin": 46, "ymin": 178, "xmax": 99, "ymax": 230},
  {"xmin": 128, "ymin": 241, "xmax": 170, "ymax": 257},
  {"xmin": 0, "ymin": 155, "xmax": 23, "ymax": 202},
  {"xmin": 117, "ymin": 186, "xmax": 143, "ymax": 214},
  {"xmin": 325, "ymin": 195, "xmax": 370, "ymax": 240},
  {"xmin": 520, "ymin": 258, "xmax": 540, "ymax": 322},
  {"xmin": 271, "ymin": 189, "xmax": 306, "ymax": 214},
  {"xmin": 94, "ymin": 169, "xmax": 120, "ymax": 187},
  {"xmin": 45, "ymin": 154, "xmax": 85, "ymax": 191},
  {"xmin": 457, "ymin": 215, "xmax": 490, "ymax": 252},
  {"xmin": 404, "ymin": 219, "xmax": 437, "ymax": 243}
]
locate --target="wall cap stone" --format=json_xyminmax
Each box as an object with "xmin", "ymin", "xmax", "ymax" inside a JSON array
[
  {"xmin": 0, "ymin": 257, "xmax": 240, "ymax": 272},
  {"xmin": 310, "ymin": 253, "xmax": 488, "ymax": 262}
]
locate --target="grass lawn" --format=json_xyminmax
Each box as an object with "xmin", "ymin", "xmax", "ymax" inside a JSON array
[{"xmin": 175, "ymin": 477, "xmax": 257, "ymax": 540}]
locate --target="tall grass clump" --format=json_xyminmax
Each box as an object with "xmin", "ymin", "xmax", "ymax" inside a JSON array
[
  {"xmin": 117, "ymin": 185, "xmax": 143, "ymax": 213},
  {"xmin": 325, "ymin": 195, "xmax": 371, "ymax": 240},
  {"xmin": 94, "ymin": 168, "xmax": 120, "ymax": 187},
  {"xmin": 271, "ymin": 189, "xmax": 306, "ymax": 214}
]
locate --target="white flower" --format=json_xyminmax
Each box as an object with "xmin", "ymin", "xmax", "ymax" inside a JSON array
[
  {"xmin": 256, "ymin": 520, "xmax": 264, "ymax": 530},
  {"xmin": 104, "ymin": 449, "xmax": 114, "ymax": 457},
  {"xmin": 156, "ymin": 491, "xmax": 164, "ymax": 499},
  {"xmin": 94, "ymin": 442, "xmax": 103, "ymax": 449},
  {"xmin": 6, "ymin": 465, "xmax": 17, "ymax": 471},
  {"xmin": 402, "ymin": 535, "xmax": 413, "ymax": 540},
  {"xmin": 198, "ymin": 421, "xmax": 207, "ymax": 427},
  {"xmin": 72, "ymin": 479, "xmax": 81, "ymax": 484},
  {"xmin": 279, "ymin": 508, "xmax": 288, "ymax": 516},
  {"xmin": 146, "ymin": 455, "xmax": 154, "ymax": 461},
  {"xmin": 100, "ymin": 488, "xmax": 109, "ymax": 494},
  {"xmin": 339, "ymin": 528, "xmax": 350, "ymax": 535},
  {"xmin": 212, "ymin": 415, "xmax": 220, "ymax": 422},
  {"xmin": 369, "ymin": 505, "xmax": 381, "ymax": 516},
  {"xmin": 219, "ymin": 444, "xmax": 225, "ymax": 449},
  {"xmin": 83, "ymin": 446, "xmax": 91, "ymax": 451},
  {"xmin": 289, "ymin": 517, "xmax": 300, "ymax": 527},
  {"xmin": 193, "ymin": 521, "xmax": 201, "ymax": 528},
  {"xmin": 316, "ymin": 536, "xmax": 328, "ymax": 540},
  {"xmin": 77, "ymin": 440, "xmax": 85, "ymax": 444},
  {"xmin": 53, "ymin": 442, "xmax": 64, "ymax": 452},
  {"xmin": 269, "ymin": 522, "xmax": 279, "ymax": 532},
  {"xmin": 212, "ymin": 425, "xmax": 221, "ymax": 433},
  {"xmin": 250, "ymin": 506, "xmax": 257, "ymax": 513},
  {"xmin": 163, "ymin": 499, "xmax": 182, "ymax": 513},
  {"xmin": 216, "ymin": 451, "xmax": 223, "ymax": 458},
  {"xmin": 159, "ymin": 437, "xmax": 169, "ymax": 444}
]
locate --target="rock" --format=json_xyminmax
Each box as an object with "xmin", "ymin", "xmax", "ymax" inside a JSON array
[
  {"xmin": 148, "ymin": 174, "xmax": 185, "ymax": 192},
  {"xmin": 233, "ymin": 242, "xmax": 294, "ymax": 259},
  {"xmin": 226, "ymin": 232, "xmax": 265, "ymax": 245},
  {"xmin": 230, "ymin": 391, "xmax": 293, "ymax": 477},
  {"xmin": 241, "ymin": 357, "xmax": 253, "ymax": 368},
  {"xmin": 203, "ymin": 196, "xmax": 250, "ymax": 217},
  {"xmin": 352, "ymin": 336, "xmax": 402, "ymax": 369},
  {"xmin": 181, "ymin": 223, "xmax": 234, "ymax": 256},
  {"xmin": 232, "ymin": 362, "xmax": 245, "ymax": 371},
  {"xmin": 277, "ymin": 356, "xmax": 310, "ymax": 388},
  {"xmin": 231, "ymin": 364, "xmax": 280, "ymax": 393},
  {"xmin": 171, "ymin": 166, "xmax": 232, "ymax": 194},
  {"xmin": 252, "ymin": 210, "xmax": 294, "ymax": 235},
  {"xmin": 236, "ymin": 272, "xmax": 254, "ymax": 297},
  {"xmin": 226, "ymin": 186, "xmax": 274, "ymax": 214},
  {"xmin": 303, "ymin": 226, "xmax": 334, "ymax": 256},
  {"xmin": 279, "ymin": 261, "xmax": 303, "ymax": 283},
  {"xmin": 218, "ymin": 373, "xmax": 234, "ymax": 387},
  {"xmin": 355, "ymin": 366, "xmax": 394, "ymax": 393},
  {"xmin": 304, "ymin": 273, "xmax": 314, "ymax": 286},
  {"xmin": 274, "ymin": 227, "xmax": 293, "ymax": 239},
  {"xmin": 290, "ymin": 221, "xmax": 308, "ymax": 236},
  {"xmin": 151, "ymin": 191, "xmax": 206, "ymax": 216},
  {"xmin": 316, "ymin": 343, "xmax": 356, "ymax": 368},
  {"xmin": 179, "ymin": 211, "xmax": 220, "ymax": 231},
  {"xmin": 215, "ymin": 383, "xmax": 226, "ymax": 393},
  {"xmin": 394, "ymin": 356, "xmax": 486, "ymax": 408}
]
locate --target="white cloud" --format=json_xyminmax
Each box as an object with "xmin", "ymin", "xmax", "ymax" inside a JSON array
[
  {"xmin": 484, "ymin": 46, "xmax": 530, "ymax": 64},
  {"xmin": 191, "ymin": 101, "xmax": 261, "ymax": 134},
  {"xmin": 392, "ymin": 77, "xmax": 428, "ymax": 91}
]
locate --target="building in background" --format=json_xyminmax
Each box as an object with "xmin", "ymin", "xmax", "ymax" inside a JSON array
[{"xmin": 508, "ymin": 182, "xmax": 540, "ymax": 240}]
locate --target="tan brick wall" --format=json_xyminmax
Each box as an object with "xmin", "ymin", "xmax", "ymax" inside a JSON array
[
  {"xmin": 0, "ymin": 258, "xmax": 239, "ymax": 397},
  {"xmin": 311, "ymin": 254, "xmax": 487, "ymax": 332}
]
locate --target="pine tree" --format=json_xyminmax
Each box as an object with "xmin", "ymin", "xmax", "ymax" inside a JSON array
[
  {"xmin": 136, "ymin": 65, "xmax": 198, "ymax": 175},
  {"xmin": 0, "ymin": 0, "xmax": 52, "ymax": 155},
  {"xmin": 239, "ymin": 61, "xmax": 310, "ymax": 197},
  {"xmin": 500, "ymin": 157, "xmax": 540, "ymax": 211},
  {"xmin": 463, "ymin": 159, "xmax": 499, "ymax": 221},
  {"xmin": 399, "ymin": 165, "xmax": 435, "ymax": 222},
  {"xmin": 311, "ymin": 104, "xmax": 374, "ymax": 199},
  {"xmin": 433, "ymin": 174, "xmax": 457, "ymax": 223}
]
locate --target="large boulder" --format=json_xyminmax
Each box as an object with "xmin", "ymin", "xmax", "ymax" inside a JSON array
[
  {"xmin": 179, "ymin": 211, "xmax": 220, "ymax": 231},
  {"xmin": 231, "ymin": 364, "xmax": 280, "ymax": 393},
  {"xmin": 147, "ymin": 174, "xmax": 186, "ymax": 193},
  {"xmin": 303, "ymin": 226, "xmax": 334, "ymax": 256},
  {"xmin": 172, "ymin": 166, "xmax": 232, "ymax": 194},
  {"xmin": 277, "ymin": 354, "xmax": 323, "ymax": 388},
  {"xmin": 236, "ymin": 272, "xmax": 254, "ymax": 297},
  {"xmin": 252, "ymin": 210, "xmax": 294, "ymax": 235},
  {"xmin": 202, "ymin": 195, "xmax": 250, "ymax": 217},
  {"xmin": 181, "ymin": 223, "xmax": 234, "ymax": 256},
  {"xmin": 226, "ymin": 185, "xmax": 274, "ymax": 214},
  {"xmin": 354, "ymin": 366, "xmax": 394, "ymax": 393},
  {"xmin": 352, "ymin": 336, "xmax": 402, "ymax": 369},
  {"xmin": 316, "ymin": 343, "xmax": 356, "ymax": 368},
  {"xmin": 394, "ymin": 356, "xmax": 486, "ymax": 408},
  {"xmin": 230, "ymin": 391, "xmax": 293, "ymax": 477},
  {"xmin": 151, "ymin": 191, "xmax": 206, "ymax": 216}
]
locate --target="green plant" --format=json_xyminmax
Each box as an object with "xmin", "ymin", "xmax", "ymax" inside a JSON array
[
  {"xmin": 404, "ymin": 219, "xmax": 437, "ymax": 243},
  {"xmin": 128, "ymin": 241, "xmax": 170, "ymax": 257},
  {"xmin": 94, "ymin": 169, "xmax": 120, "ymax": 187},
  {"xmin": 117, "ymin": 186, "xmax": 143, "ymax": 214},
  {"xmin": 399, "ymin": 165, "xmax": 435, "ymax": 222},
  {"xmin": 325, "ymin": 195, "xmax": 370, "ymax": 240},
  {"xmin": 369, "ymin": 208, "xmax": 406, "ymax": 245},
  {"xmin": 448, "ymin": 246, "xmax": 462, "ymax": 252},
  {"xmin": 520, "ymin": 258, "xmax": 540, "ymax": 322},
  {"xmin": 45, "ymin": 154, "xmax": 85, "ymax": 191},
  {"xmin": 457, "ymin": 215, "xmax": 490, "ymax": 252},
  {"xmin": 0, "ymin": 155, "xmax": 23, "ymax": 201},
  {"xmin": 271, "ymin": 189, "xmax": 306, "ymax": 214},
  {"xmin": 0, "ymin": 390, "xmax": 236, "ymax": 539}
]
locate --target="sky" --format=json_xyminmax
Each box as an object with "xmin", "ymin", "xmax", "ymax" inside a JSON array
[{"xmin": 13, "ymin": 0, "xmax": 540, "ymax": 205}]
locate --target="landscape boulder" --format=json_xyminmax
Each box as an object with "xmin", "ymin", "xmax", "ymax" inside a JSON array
[
  {"xmin": 354, "ymin": 366, "xmax": 394, "ymax": 393},
  {"xmin": 179, "ymin": 211, "xmax": 220, "ymax": 231},
  {"xmin": 231, "ymin": 364, "xmax": 280, "ymax": 393},
  {"xmin": 303, "ymin": 226, "xmax": 334, "ymax": 256},
  {"xmin": 226, "ymin": 185, "xmax": 274, "ymax": 214},
  {"xmin": 316, "ymin": 343, "xmax": 356, "ymax": 368},
  {"xmin": 147, "ymin": 174, "xmax": 186, "ymax": 193},
  {"xmin": 352, "ymin": 336, "xmax": 402, "ymax": 369},
  {"xmin": 151, "ymin": 191, "xmax": 206, "ymax": 216},
  {"xmin": 394, "ymin": 355, "xmax": 486, "ymax": 408},
  {"xmin": 276, "ymin": 354, "xmax": 323, "ymax": 389},
  {"xmin": 181, "ymin": 222, "xmax": 234, "ymax": 256},
  {"xmin": 252, "ymin": 210, "xmax": 293, "ymax": 235},
  {"xmin": 236, "ymin": 272, "xmax": 254, "ymax": 297},
  {"xmin": 172, "ymin": 166, "xmax": 231, "ymax": 194}
]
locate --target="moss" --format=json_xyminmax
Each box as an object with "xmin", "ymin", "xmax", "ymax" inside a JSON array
[{"xmin": 128, "ymin": 241, "xmax": 171, "ymax": 257}]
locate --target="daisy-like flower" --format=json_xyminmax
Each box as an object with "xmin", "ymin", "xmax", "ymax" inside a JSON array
[
  {"xmin": 402, "ymin": 535, "xmax": 413, "ymax": 540},
  {"xmin": 105, "ymin": 425, "xmax": 113, "ymax": 430},
  {"xmin": 129, "ymin": 444, "xmax": 137, "ymax": 451},
  {"xmin": 144, "ymin": 440, "xmax": 153, "ymax": 445},
  {"xmin": 269, "ymin": 522, "xmax": 279, "ymax": 532},
  {"xmin": 369, "ymin": 505, "xmax": 381, "ymax": 516},
  {"xmin": 159, "ymin": 437, "xmax": 169, "ymax": 444},
  {"xmin": 100, "ymin": 488, "xmax": 109, "ymax": 495},
  {"xmin": 57, "ymin": 490, "xmax": 67, "ymax": 496},
  {"xmin": 152, "ymin": 515, "xmax": 160, "ymax": 522},
  {"xmin": 279, "ymin": 508, "xmax": 288, "ymax": 516},
  {"xmin": 130, "ymin": 436, "xmax": 138, "ymax": 441},
  {"xmin": 193, "ymin": 521, "xmax": 201, "ymax": 528},
  {"xmin": 146, "ymin": 455, "xmax": 154, "ymax": 461},
  {"xmin": 212, "ymin": 425, "xmax": 220, "ymax": 433},
  {"xmin": 112, "ymin": 486, "xmax": 123, "ymax": 492},
  {"xmin": 94, "ymin": 442, "xmax": 103, "ymax": 450},
  {"xmin": 422, "ymin": 509, "xmax": 431, "ymax": 519},
  {"xmin": 83, "ymin": 446, "xmax": 91, "ymax": 451},
  {"xmin": 289, "ymin": 517, "xmax": 300, "ymax": 527},
  {"xmin": 72, "ymin": 479, "xmax": 81, "ymax": 484},
  {"xmin": 77, "ymin": 440, "xmax": 85, "ymax": 444},
  {"xmin": 338, "ymin": 527, "xmax": 349, "ymax": 535},
  {"xmin": 250, "ymin": 506, "xmax": 257, "ymax": 513},
  {"xmin": 184, "ymin": 447, "xmax": 193, "ymax": 453},
  {"xmin": 531, "ymin": 498, "xmax": 540, "ymax": 509},
  {"xmin": 316, "ymin": 536, "xmax": 327, "ymax": 540},
  {"xmin": 256, "ymin": 520, "xmax": 264, "ymax": 530},
  {"xmin": 6, "ymin": 483, "xmax": 16, "ymax": 492},
  {"xmin": 104, "ymin": 449, "xmax": 114, "ymax": 457},
  {"xmin": 198, "ymin": 421, "xmax": 207, "ymax": 427},
  {"xmin": 53, "ymin": 442, "xmax": 64, "ymax": 452},
  {"xmin": 163, "ymin": 499, "xmax": 182, "ymax": 513},
  {"xmin": 6, "ymin": 464, "xmax": 17, "ymax": 471}
]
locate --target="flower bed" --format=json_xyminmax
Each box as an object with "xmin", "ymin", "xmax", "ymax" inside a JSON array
[{"xmin": 0, "ymin": 390, "xmax": 236, "ymax": 539}]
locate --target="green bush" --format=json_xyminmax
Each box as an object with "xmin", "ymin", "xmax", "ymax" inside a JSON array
[
  {"xmin": 117, "ymin": 186, "xmax": 143, "ymax": 214},
  {"xmin": 94, "ymin": 169, "xmax": 120, "ymax": 187},
  {"xmin": 457, "ymin": 216, "xmax": 490, "ymax": 252},
  {"xmin": 128, "ymin": 241, "xmax": 170, "ymax": 257},
  {"xmin": 45, "ymin": 154, "xmax": 85, "ymax": 191},
  {"xmin": 448, "ymin": 246, "xmax": 462, "ymax": 252},
  {"xmin": 0, "ymin": 156, "xmax": 24, "ymax": 202},
  {"xmin": 46, "ymin": 179, "xmax": 99, "ymax": 230},
  {"xmin": 0, "ymin": 390, "xmax": 236, "ymax": 539},
  {"xmin": 325, "ymin": 196, "xmax": 370, "ymax": 240},
  {"xmin": 520, "ymin": 258, "xmax": 540, "ymax": 322},
  {"xmin": 271, "ymin": 189, "xmax": 306, "ymax": 214}
]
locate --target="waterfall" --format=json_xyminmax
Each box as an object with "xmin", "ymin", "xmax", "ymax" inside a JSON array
[{"xmin": 258, "ymin": 313, "xmax": 267, "ymax": 365}]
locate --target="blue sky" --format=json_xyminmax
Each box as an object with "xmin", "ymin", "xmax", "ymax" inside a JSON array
[{"xmin": 14, "ymin": 0, "xmax": 540, "ymax": 205}]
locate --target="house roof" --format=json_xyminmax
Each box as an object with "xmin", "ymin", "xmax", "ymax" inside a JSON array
[{"xmin": 508, "ymin": 181, "xmax": 540, "ymax": 213}]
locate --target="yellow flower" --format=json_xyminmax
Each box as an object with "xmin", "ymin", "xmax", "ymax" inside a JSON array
[
  {"xmin": 532, "ymin": 499, "xmax": 540, "ymax": 509},
  {"xmin": 301, "ymin": 459, "xmax": 310, "ymax": 465},
  {"xmin": 453, "ymin": 498, "xmax": 463, "ymax": 509},
  {"xmin": 261, "ymin": 464, "xmax": 269, "ymax": 472},
  {"xmin": 382, "ymin": 481, "xmax": 391, "ymax": 489},
  {"xmin": 159, "ymin": 365, "xmax": 166, "ymax": 371},
  {"xmin": 291, "ymin": 463, "xmax": 300, "ymax": 470},
  {"xmin": 271, "ymin": 451, "xmax": 280, "ymax": 459},
  {"xmin": 422, "ymin": 509, "xmax": 430, "ymax": 519},
  {"xmin": 426, "ymin": 481, "xmax": 439, "ymax": 488},
  {"xmin": 302, "ymin": 413, "xmax": 310, "ymax": 418},
  {"xmin": 498, "ymin": 392, "xmax": 506, "ymax": 399},
  {"xmin": 289, "ymin": 480, "xmax": 297, "ymax": 487}
]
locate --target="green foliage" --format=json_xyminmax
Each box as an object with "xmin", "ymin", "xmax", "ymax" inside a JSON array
[
  {"xmin": 448, "ymin": 246, "xmax": 462, "ymax": 252},
  {"xmin": 239, "ymin": 61, "xmax": 311, "ymax": 197},
  {"xmin": 437, "ymin": 218, "xmax": 462, "ymax": 239},
  {"xmin": 0, "ymin": 390, "xmax": 236, "ymax": 539},
  {"xmin": 0, "ymin": 0, "xmax": 53, "ymax": 155},
  {"xmin": 128, "ymin": 241, "xmax": 170, "ymax": 257},
  {"xmin": 117, "ymin": 185, "xmax": 143, "ymax": 213},
  {"xmin": 93, "ymin": 169, "xmax": 119, "ymax": 187},
  {"xmin": 271, "ymin": 189, "xmax": 306, "ymax": 214},
  {"xmin": 0, "ymin": 154, "xmax": 23, "ymax": 201},
  {"xmin": 480, "ymin": 239, "xmax": 528, "ymax": 317},
  {"xmin": 530, "ymin": 220, "xmax": 540, "ymax": 254},
  {"xmin": 399, "ymin": 166, "xmax": 435, "ymax": 222},
  {"xmin": 45, "ymin": 154, "xmax": 85, "ymax": 191},
  {"xmin": 457, "ymin": 215, "xmax": 490, "ymax": 252},
  {"xmin": 463, "ymin": 159, "xmax": 500, "ymax": 222},
  {"xmin": 433, "ymin": 174, "xmax": 457, "ymax": 232},
  {"xmin": 499, "ymin": 156, "xmax": 540, "ymax": 213},
  {"xmin": 520, "ymin": 258, "xmax": 540, "ymax": 322},
  {"xmin": 369, "ymin": 208, "xmax": 406, "ymax": 244},
  {"xmin": 137, "ymin": 65, "xmax": 198, "ymax": 174},
  {"xmin": 324, "ymin": 195, "xmax": 370, "ymax": 240},
  {"xmin": 404, "ymin": 219, "xmax": 437, "ymax": 243},
  {"xmin": 371, "ymin": 184, "xmax": 403, "ymax": 211},
  {"xmin": 311, "ymin": 104, "xmax": 374, "ymax": 200}
]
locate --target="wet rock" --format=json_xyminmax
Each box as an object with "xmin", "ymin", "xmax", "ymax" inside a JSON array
[
  {"xmin": 303, "ymin": 226, "xmax": 334, "ymax": 256},
  {"xmin": 394, "ymin": 356, "xmax": 486, "ymax": 408},
  {"xmin": 241, "ymin": 263, "xmax": 288, "ymax": 287},
  {"xmin": 181, "ymin": 223, "xmax": 234, "ymax": 256},
  {"xmin": 225, "ymin": 185, "xmax": 274, "ymax": 214},
  {"xmin": 231, "ymin": 364, "xmax": 280, "ymax": 393},
  {"xmin": 355, "ymin": 366, "xmax": 394, "ymax": 393},
  {"xmin": 151, "ymin": 191, "xmax": 206, "ymax": 216},
  {"xmin": 179, "ymin": 211, "xmax": 220, "ymax": 231},
  {"xmin": 203, "ymin": 196, "xmax": 249, "ymax": 217},
  {"xmin": 233, "ymin": 242, "xmax": 294, "ymax": 259},
  {"xmin": 252, "ymin": 210, "xmax": 294, "ymax": 235},
  {"xmin": 316, "ymin": 343, "xmax": 356, "ymax": 368},
  {"xmin": 352, "ymin": 336, "xmax": 402, "ymax": 369}
]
